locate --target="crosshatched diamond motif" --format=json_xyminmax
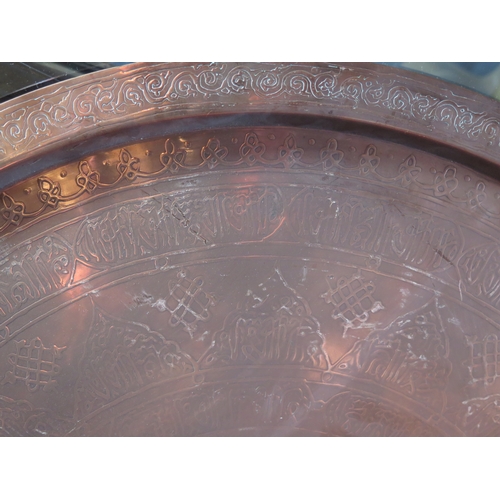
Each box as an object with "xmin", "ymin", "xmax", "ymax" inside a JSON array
[
  {"xmin": 322, "ymin": 273, "xmax": 383, "ymax": 326},
  {"xmin": 470, "ymin": 334, "xmax": 500, "ymax": 384},
  {"xmin": 165, "ymin": 271, "xmax": 215, "ymax": 335},
  {"xmin": 2, "ymin": 338, "xmax": 65, "ymax": 392},
  {"xmin": 5, "ymin": 62, "xmax": 500, "ymax": 437}
]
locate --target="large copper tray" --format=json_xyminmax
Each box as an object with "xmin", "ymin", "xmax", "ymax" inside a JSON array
[{"xmin": 1, "ymin": 62, "xmax": 500, "ymax": 436}]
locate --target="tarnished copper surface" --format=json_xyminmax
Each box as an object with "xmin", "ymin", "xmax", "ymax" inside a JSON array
[{"xmin": 2, "ymin": 63, "xmax": 500, "ymax": 436}]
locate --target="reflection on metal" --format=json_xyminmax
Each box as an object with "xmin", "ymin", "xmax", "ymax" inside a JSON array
[{"xmin": 0, "ymin": 63, "xmax": 500, "ymax": 435}]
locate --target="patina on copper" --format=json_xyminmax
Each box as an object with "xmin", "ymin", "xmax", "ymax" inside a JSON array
[{"xmin": 1, "ymin": 63, "xmax": 500, "ymax": 436}]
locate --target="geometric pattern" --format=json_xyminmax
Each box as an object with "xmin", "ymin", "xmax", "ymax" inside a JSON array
[
  {"xmin": 164, "ymin": 270, "xmax": 215, "ymax": 336},
  {"xmin": 2, "ymin": 338, "xmax": 65, "ymax": 392},
  {"xmin": 321, "ymin": 272, "xmax": 383, "ymax": 329},
  {"xmin": 470, "ymin": 334, "xmax": 500, "ymax": 385}
]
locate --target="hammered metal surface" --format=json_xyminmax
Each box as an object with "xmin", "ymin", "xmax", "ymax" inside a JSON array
[{"xmin": 1, "ymin": 63, "xmax": 500, "ymax": 436}]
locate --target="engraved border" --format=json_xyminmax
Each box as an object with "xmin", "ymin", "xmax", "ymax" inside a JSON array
[{"xmin": 1, "ymin": 62, "xmax": 500, "ymax": 173}]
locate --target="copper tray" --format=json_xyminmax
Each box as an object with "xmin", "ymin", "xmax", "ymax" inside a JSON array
[{"xmin": 1, "ymin": 62, "xmax": 500, "ymax": 436}]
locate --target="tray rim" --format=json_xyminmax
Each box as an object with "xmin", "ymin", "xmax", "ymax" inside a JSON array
[{"xmin": 1, "ymin": 62, "xmax": 500, "ymax": 175}]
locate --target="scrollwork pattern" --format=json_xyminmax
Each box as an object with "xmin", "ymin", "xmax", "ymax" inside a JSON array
[{"xmin": 2, "ymin": 63, "xmax": 500, "ymax": 170}]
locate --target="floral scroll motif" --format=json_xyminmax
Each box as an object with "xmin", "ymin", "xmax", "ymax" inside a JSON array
[
  {"xmin": 2, "ymin": 130, "xmax": 500, "ymax": 237},
  {"xmin": 0, "ymin": 194, "xmax": 26, "ymax": 230},
  {"xmin": 76, "ymin": 161, "xmax": 100, "ymax": 193},
  {"xmin": 319, "ymin": 139, "xmax": 344, "ymax": 171},
  {"xmin": 239, "ymin": 132, "xmax": 266, "ymax": 165},
  {"xmin": 2, "ymin": 63, "xmax": 500, "ymax": 169},
  {"xmin": 0, "ymin": 148, "xmax": 169, "ymax": 234},
  {"xmin": 116, "ymin": 148, "xmax": 141, "ymax": 181},
  {"xmin": 38, "ymin": 178, "xmax": 63, "ymax": 208}
]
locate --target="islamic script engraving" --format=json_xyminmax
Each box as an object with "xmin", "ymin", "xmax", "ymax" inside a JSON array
[
  {"xmin": 200, "ymin": 268, "xmax": 329, "ymax": 370},
  {"xmin": 106, "ymin": 381, "xmax": 316, "ymax": 437},
  {"xmin": 74, "ymin": 184, "xmax": 284, "ymax": 268},
  {"xmin": 75, "ymin": 306, "xmax": 196, "ymax": 418},
  {"xmin": 0, "ymin": 235, "xmax": 74, "ymax": 345},
  {"xmin": 329, "ymin": 299, "xmax": 452, "ymax": 411},
  {"xmin": 464, "ymin": 395, "xmax": 500, "ymax": 436},
  {"xmin": 324, "ymin": 391, "xmax": 438, "ymax": 437},
  {"xmin": 0, "ymin": 395, "xmax": 70, "ymax": 436}
]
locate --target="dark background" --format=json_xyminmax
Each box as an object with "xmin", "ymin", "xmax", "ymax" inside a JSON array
[{"xmin": 0, "ymin": 63, "xmax": 127, "ymax": 103}]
